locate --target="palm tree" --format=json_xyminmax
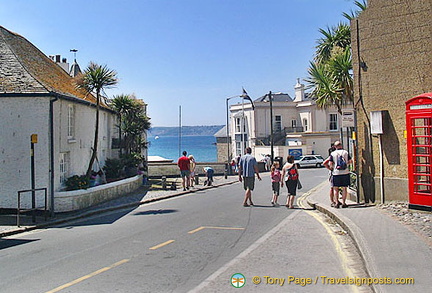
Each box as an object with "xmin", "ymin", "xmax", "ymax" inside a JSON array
[
  {"xmin": 306, "ymin": 1, "xmax": 367, "ymax": 111},
  {"xmin": 343, "ymin": 0, "xmax": 368, "ymax": 20},
  {"xmin": 121, "ymin": 99, "xmax": 151, "ymax": 154},
  {"xmin": 111, "ymin": 94, "xmax": 151, "ymax": 154},
  {"xmin": 315, "ymin": 23, "xmax": 351, "ymax": 64},
  {"xmin": 76, "ymin": 62, "xmax": 118, "ymax": 179},
  {"xmin": 111, "ymin": 94, "xmax": 135, "ymax": 155}
]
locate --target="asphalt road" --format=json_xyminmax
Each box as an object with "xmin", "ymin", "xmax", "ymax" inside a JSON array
[{"xmin": 0, "ymin": 168, "xmax": 350, "ymax": 293}]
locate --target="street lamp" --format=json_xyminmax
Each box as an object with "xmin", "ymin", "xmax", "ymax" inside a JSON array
[
  {"xmin": 263, "ymin": 91, "xmax": 274, "ymax": 163},
  {"xmin": 269, "ymin": 91, "xmax": 274, "ymax": 163}
]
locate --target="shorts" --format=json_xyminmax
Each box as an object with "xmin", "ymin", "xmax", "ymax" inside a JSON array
[
  {"xmin": 285, "ymin": 179, "xmax": 297, "ymax": 196},
  {"xmin": 180, "ymin": 170, "xmax": 191, "ymax": 178},
  {"xmin": 243, "ymin": 177, "xmax": 255, "ymax": 191},
  {"xmin": 272, "ymin": 182, "xmax": 280, "ymax": 195},
  {"xmin": 328, "ymin": 172, "xmax": 333, "ymax": 187},
  {"xmin": 332, "ymin": 174, "xmax": 350, "ymax": 187}
]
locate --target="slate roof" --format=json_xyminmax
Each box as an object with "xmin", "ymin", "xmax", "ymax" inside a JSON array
[
  {"xmin": 0, "ymin": 26, "xmax": 95, "ymax": 104},
  {"xmin": 255, "ymin": 92, "xmax": 293, "ymax": 102}
]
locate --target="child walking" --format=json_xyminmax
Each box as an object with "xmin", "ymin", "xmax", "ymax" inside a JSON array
[{"xmin": 270, "ymin": 161, "xmax": 282, "ymax": 206}]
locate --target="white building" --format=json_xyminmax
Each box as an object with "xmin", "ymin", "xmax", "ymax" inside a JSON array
[
  {"xmin": 226, "ymin": 79, "xmax": 353, "ymax": 162},
  {"xmin": 0, "ymin": 26, "xmax": 119, "ymax": 211}
]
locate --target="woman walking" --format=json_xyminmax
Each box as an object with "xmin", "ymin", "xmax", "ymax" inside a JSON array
[{"xmin": 281, "ymin": 155, "xmax": 299, "ymax": 209}]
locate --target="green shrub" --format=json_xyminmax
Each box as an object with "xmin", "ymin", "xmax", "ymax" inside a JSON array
[
  {"xmin": 103, "ymin": 158, "xmax": 124, "ymax": 179},
  {"xmin": 65, "ymin": 175, "xmax": 89, "ymax": 191}
]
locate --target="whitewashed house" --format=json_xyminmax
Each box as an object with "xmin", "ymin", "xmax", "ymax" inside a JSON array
[
  {"xmin": 0, "ymin": 26, "xmax": 118, "ymax": 211},
  {"xmin": 225, "ymin": 79, "xmax": 353, "ymax": 162}
]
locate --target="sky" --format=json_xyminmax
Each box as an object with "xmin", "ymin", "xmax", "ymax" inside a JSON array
[{"xmin": 1, "ymin": 0, "xmax": 358, "ymax": 127}]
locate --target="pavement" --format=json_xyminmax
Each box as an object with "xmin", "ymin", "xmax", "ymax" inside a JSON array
[{"xmin": 1, "ymin": 175, "xmax": 431, "ymax": 293}]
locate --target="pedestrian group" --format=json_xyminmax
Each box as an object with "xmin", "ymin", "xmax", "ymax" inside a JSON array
[{"xmin": 177, "ymin": 140, "xmax": 352, "ymax": 209}]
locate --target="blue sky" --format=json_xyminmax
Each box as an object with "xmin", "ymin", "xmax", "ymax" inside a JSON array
[{"xmin": 1, "ymin": 0, "xmax": 358, "ymax": 126}]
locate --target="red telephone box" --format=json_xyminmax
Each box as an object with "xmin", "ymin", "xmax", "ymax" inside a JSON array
[{"xmin": 406, "ymin": 93, "xmax": 432, "ymax": 211}]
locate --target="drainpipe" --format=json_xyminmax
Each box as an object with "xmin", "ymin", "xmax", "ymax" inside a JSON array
[{"xmin": 49, "ymin": 94, "xmax": 59, "ymax": 217}]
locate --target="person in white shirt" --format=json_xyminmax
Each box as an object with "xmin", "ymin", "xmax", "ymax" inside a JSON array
[{"xmin": 324, "ymin": 141, "xmax": 352, "ymax": 208}]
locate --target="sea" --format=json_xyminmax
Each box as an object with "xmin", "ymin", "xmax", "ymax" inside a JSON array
[{"xmin": 148, "ymin": 135, "xmax": 217, "ymax": 162}]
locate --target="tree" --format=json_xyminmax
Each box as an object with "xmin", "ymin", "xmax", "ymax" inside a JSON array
[
  {"xmin": 76, "ymin": 62, "xmax": 118, "ymax": 179},
  {"xmin": 110, "ymin": 94, "xmax": 151, "ymax": 155},
  {"xmin": 306, "ymin": 1, "xmax": 367, "ymax": 111},
  {"xmin": 343, "ymin": 0, "xmax": 368, "ymax": 20},
  {"xmin": 314, "ymin": 23, "xmax": 351, "ymax": 65},
  {"xmin": 111, "ymin": 94, "xmax": 135, "ymax": 155}
]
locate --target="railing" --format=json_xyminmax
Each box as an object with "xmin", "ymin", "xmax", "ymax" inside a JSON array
[
  {"xmin": 349, "ymin": 171, "xmax": 357, "ymax": 192},
  {"xmin": 285, "ymin": 127, "xmax": 304, "ymax": 133},
  {"xmin": 17, "ymin": 188, "xmax": 48, "ymax": 227}
]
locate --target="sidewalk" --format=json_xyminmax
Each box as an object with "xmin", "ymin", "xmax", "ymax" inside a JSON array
[{"xmin": 306, "ymin": 182, "xmax": 432, "ymax": 293}]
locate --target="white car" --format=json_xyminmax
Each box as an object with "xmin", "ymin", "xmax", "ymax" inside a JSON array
[{"xmin": 294, "ymin": 155, "xmax": 324, "ymax": 168}]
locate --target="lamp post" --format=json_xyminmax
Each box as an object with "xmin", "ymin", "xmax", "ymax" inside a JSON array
[
  {"xmin": 269, "ymin": 91, "xmax": 274, "ymax": 163},
  {"xmin": 226, "ymin": 90, "xmax": 254, "ymax": 176}
]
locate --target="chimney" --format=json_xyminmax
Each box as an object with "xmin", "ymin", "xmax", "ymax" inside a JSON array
[
  {"xmin": 51, "ymin": 54, "xmax": 69, "ymax": 73},
  {"xmin": 294, "ymin": 78, "xmax": 305, "ymax": 102}
]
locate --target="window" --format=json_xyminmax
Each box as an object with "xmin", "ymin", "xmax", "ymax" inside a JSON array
[
  {"xmin": 291, "ymin": 120, "xmax": 297, "ymax": 128},
  {"xmin": 303, "ymin": 118, "xmax": 308, "ymax": 132},
  {"xmin": 236, "ymin": 118, "xmax": 241, "ymax": 132},
  {"xmin": 59, "ymin": 152, "xmax": 69, "ymax": 184},
  {"xmin": 236, "ymin": 141, "xmax": 242, "ymax": 156},
  {"xmin": 330, "ymin": 114, "xmax": 338, "ymax": 131},
  {"xmin": 275, "ymin": 116, "xmax": 282, "ymax": 132},
  {"xmin": 67, "ymin": 105, "xmax": 75, "ymax": 139}
]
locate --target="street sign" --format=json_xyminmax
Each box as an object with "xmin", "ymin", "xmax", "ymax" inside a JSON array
[
  {"xmin": 341, "ymin": 111, "xmax": 355, "ymax": 128},
  {"xmin": 31, "ymin": 134, "xmax": 38, "ymax": 143}
]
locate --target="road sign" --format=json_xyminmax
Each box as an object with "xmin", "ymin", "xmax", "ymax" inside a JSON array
[{"xmin": 342, "ymin": 111, "xmax": 355, "ymax": 128}]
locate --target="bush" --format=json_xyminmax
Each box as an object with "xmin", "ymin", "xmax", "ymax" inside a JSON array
[
  {"xmin": 103, "ymin": 158, "xmax": 124, "ymax": 179},
  {"xmin": 65, "ymin": 175, "xmax": 89, "ymax": 191},
  {"xmin": 120, "ymin": 152, "xmax": 143, "ymax": 168}
]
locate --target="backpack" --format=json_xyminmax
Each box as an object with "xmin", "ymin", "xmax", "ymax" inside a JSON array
[
  {"xmin": 336, "ymin": 154, "xmax": 347, "ymax": 170},
  {"xmin": 287, "ymin": 166, "xmax": 298, "ymax": 180}
]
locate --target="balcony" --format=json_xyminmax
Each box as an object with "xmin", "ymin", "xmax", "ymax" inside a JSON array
[{"xmin": 285, "ymin": 126, "xmax": 304, "ymax": 133}]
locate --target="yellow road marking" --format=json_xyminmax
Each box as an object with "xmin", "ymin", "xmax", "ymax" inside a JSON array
[
  {"xmin": 188, "ymin": 226, "xmax": 245, "ymax": 234},
  {"xmin": 149, "ymin": 239, "xmax": 175, "ymax": 250},
  {"xmin": 45, "ymin": 259, "xmax": 129, "ymax": 293},
  {"xmin": 297, "ymin": 193, "xmax": 360, "ymax": 293},
  {"xmin": 188, "ymin": 227, "xmax": 206, "ymax": 234}
]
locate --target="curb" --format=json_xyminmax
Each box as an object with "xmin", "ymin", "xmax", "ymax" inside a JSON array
[
  {"xmin": 0, "ymin": 179, "xmax": 239, "ymax": 238},
  {"xmin": 305, "ymin": 190, "xmax": 380, "ymax": 293}
]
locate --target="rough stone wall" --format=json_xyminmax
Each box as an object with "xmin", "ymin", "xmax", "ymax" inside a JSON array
[
  {"xmin": 216, "ymin": 142, "xmax": 229, "ymax": 163},
  {"xmin": 351, "ymin": 0, "xmax": 432, "ymax": 202}
]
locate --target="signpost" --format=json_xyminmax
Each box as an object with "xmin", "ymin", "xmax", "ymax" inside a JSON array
[{"xmin": 30, "ymin": 134, "xmax": 37, "ymax": 222}]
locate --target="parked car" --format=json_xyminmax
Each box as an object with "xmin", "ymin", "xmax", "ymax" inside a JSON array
[{"xmin": 294, "ymin": 155, "xmax": 324, "ymax": 168}]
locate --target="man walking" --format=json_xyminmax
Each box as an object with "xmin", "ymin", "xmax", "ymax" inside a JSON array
[
  {"xmin": 324, "ymin": 141, "xmax": 352, "ymax": 208},
  {"xmin": 177, "ymin": 150, "xmax": 191, "ymax": 191},
  {"xmin": 238, "ymin": 147, "xmax": 261, "ymax": 207}
]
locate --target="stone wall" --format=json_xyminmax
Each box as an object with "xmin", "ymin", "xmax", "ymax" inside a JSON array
[
  {"xmin": 351, "ymin": 0, "xmax": 432, "ymax": 202},
  {"xmin": 148, "ymin": 162, "xmax": 228, "ymax": 178},
  {"xmin": 54, "ymin": 175, "xmax": 143, "ymax": 212}
]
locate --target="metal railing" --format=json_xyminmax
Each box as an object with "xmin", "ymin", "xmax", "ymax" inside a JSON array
[
  {"xmin": 349, "ymin": 171, "xmax": 357, "ymax": 192},
  {"xmin": 17, "ymin": 187, "xmax": 48, "ymax": 227}
]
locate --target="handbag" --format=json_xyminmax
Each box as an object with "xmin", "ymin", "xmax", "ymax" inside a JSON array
[{"xmin": 297, "ymin": 180, "xmax": 302, "ymax": 190}]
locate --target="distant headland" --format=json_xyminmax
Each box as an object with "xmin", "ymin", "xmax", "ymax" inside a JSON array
[{"xmin": 149, "ymin": 125, "xmax": 224, "ymax": 137}]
